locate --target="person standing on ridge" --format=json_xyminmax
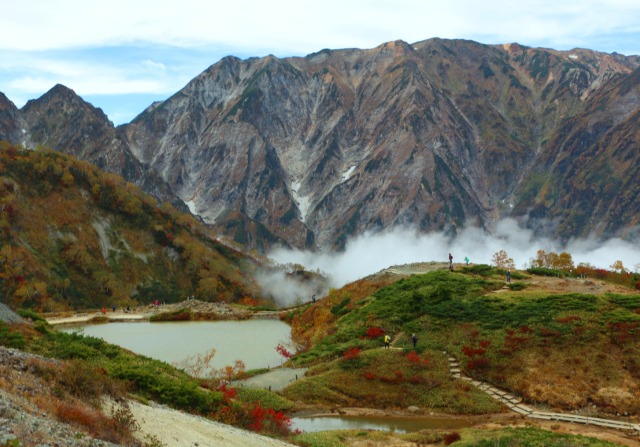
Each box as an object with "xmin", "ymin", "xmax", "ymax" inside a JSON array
[
  {"xmin": 506, "ymin": 270, "xmax": 511, "ymax": 283},
  {"xmin": 448, "ymin": 253, "xmax": 453, "ymax": 266},
  {"xmin": 411, "ymin": 333, "xmax": 418, "ymax": 348},
  {"xmin": 384, "ymin": 334, "xmax": 391, "ymax": 349}
]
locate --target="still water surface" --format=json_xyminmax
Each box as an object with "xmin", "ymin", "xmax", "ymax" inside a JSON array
[
  {"xmin": 61, "ymin": 320, "xmax": 291, "ymax": 370},
  {"xmin": 291, "ymin": 415, "xmax": 474, "ymax": 433}
]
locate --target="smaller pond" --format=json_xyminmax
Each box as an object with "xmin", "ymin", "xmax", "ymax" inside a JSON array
[
  {"xmin": 291, "ymin": 415, "xmax": 474, "ymax": 433},
  {"xmin": 60, "ymin": 319, "xmax": 291, "ymax": 370}
]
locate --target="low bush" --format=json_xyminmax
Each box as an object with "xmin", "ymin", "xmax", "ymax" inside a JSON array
[
  {"xmin": 507, "ymin": 281, "xmax": 527, "ymax": 291},
  {"xmin": 330, "ymin": 297, "xmax": 351, "ymax": 316},
  {"xmin": 149, "ymin": 308, "xmax": 192, "ymax": 322},
  {"xmin": 443, "ymin": 431, "xmax": 461, "ymax": 445},
  {"xmin": 57, "ymin": 359, "xmax": 120, "ymax": 403},
  {"xmin": 0, "ymin": 322, "xmax": 25, "ymax": 349},
  {"xmin": 108, "ymin": 361, "xmax": 223, "ymax": 414},
  {"xmin": 527, "ymin": 267, "xmax": 570, "ymax": 277},
  {"xmin": 461, "ymin": 264, "xmax": 497, "ymax": 277},
  {"xmin": 235, "ymin": 387, "xmax": 294, "ymax": 411},
  {"xmin": 17, "ymin": 308, "xmax": 47, "ymax": 323},
  {"xmin": 54, "ymin": 400, "xmax": 137, "ymax": 444}
]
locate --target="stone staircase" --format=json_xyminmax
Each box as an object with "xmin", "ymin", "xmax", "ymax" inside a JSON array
[{"xmin": 447, "ymin": 354, "xmax": 640, "ymax": 433}]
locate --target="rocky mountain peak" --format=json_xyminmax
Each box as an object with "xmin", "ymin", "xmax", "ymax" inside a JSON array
[{"xmin": 2, "ymin": 38, "xmax": 639, "ymax": 251}]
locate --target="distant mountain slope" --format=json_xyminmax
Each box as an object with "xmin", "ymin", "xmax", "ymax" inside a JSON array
[
  {"xmin": 513, "ymin": 65, "xmax": 640, "ymax": 240},
  {"xmin": 2, "ymin": 38, "xmax": 639, "ymax": 250},
  {"xmin": 0, "ymin": 143, "xmax": 260, "ymax": 311}
]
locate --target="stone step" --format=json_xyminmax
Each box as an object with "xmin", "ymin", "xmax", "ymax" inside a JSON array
[
  {"xmin": 510, "ymin": 405, "xmax": 533, "ymax": 415},
  {"xmin": 529, "ymin": 413, "xmax": 555, "ymax": 421},
  {"xmin": 515, "ymin": 404, "xmax": 535, "ymax": 413}
]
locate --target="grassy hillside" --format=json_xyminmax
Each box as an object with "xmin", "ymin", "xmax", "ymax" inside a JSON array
[
  {"xmin": 287, "ymin": 266, "xmax": 640, "ymax": 416},
  {"xmin": 0, "ymin": 315, "xmax": 296, "ymax": 444},
  {"xmin": 0, "ymin": 142, "xmax": 262, "ymax": 311}
]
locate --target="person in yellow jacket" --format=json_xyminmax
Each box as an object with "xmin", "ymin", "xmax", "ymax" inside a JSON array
[{"xmin": 384, "ymin": 334, "xmax": 391, "ymax": 348}]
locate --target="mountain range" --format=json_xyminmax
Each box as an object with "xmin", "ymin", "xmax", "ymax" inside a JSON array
[{"xmin": 1, "ymin": 38, "xmax": 639, "ymax": 252}]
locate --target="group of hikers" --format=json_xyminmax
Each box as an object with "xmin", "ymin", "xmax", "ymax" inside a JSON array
[
  {"xmin": 383, "ymin": 332, "xmax": 418, "ymax": 349},
  {"xmin": 449, "ymin": 253, "xmax": 472, "ymax": 270}
]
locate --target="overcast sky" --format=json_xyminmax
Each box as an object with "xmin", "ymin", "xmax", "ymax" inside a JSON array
[{"xmin": 2, "ymin": 0, "xmax": 639, "ymax": 125}]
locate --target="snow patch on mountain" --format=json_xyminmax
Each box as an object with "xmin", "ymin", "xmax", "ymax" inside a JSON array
[
  {"xmin": 342, "ymin": 165, "xmax": 356, "ymax": 182},
  {"xmin": 291, "ymin": 181, "xmax": 310, "ymax": 223}
]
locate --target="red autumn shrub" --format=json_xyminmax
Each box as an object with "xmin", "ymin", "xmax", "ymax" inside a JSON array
[
  {"xmin": 466, "ymin": 358, "xmax": 490, "ymax": 370},
  {"xmin": 247, "ymin": 402, "xmax": 292, "ymax": 435},
  {"xmin": 218, "ymin": 384, "xmax": 238, "ymax": 401},
  {"xmin": 365, "ymin": 327, "xmax": 385, "ymax": 339},
  {"xmin": 275, "ymin": 343, "xmax": 293, "ymax": 359},
  {"xmin": 556, "ymin": 315, "xmax": 581, "ymax": 324},
  {"xmin": 405, "ymin": 351, "xmax": 429, "ymax": 366},
  {"xmin": 342, "ymin": 347, "xmax": 361, "ymax": 360},
  {"xmin": 462, "ymin": 346, "xmax": 486, "ymax": 357},
  {"xmin": 538, "ymin": 327, "xmax": 562, "ymax": 338},
  {"xmin": 443, "ymin": 431, "xmax": 461, "ymax": 445},
  {"xmin": 407, "ymin": 375, "xmax": 426, "ymax": 385}
]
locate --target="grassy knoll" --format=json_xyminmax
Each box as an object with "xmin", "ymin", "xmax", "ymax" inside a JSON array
[{"xmin": 288, "ymin": 267, "xmax": 640, "ymax": 416}]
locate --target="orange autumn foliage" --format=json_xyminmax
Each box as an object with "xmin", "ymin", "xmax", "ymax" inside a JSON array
[{"xmin": 291, "ymin": 273, "xmax": 399, "ymax": 347}]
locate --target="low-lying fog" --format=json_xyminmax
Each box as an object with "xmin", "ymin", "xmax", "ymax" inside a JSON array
[{"xmin": 261, "ymin": 219, "xmax": 639, "ymax": 307}]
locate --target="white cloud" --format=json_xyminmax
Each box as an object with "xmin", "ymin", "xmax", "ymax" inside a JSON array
[
  {"xmin": 2, "ymin": 0, "xmax": 639, "ymax": 123},
  {"xmin": 268, "ymin": 220, "xmax": 640, "ymax": 289},
  {"xmin": 2, "ymin": 0, "xmax": 640, "ymax": 53}
]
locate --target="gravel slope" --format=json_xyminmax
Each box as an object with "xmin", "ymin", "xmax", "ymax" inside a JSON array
[
  {"xmin": 0, "ymin": 303, "xmax": 25, "ymax": 324},
  {"xmin": 127, "ymin": 400, "xmax": 296, "ymax": 447}
]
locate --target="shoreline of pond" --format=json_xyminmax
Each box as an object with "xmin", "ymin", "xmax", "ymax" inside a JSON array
[{"xmin": 45, "ymin": 299, "xmax": 287, "ymax": 326}]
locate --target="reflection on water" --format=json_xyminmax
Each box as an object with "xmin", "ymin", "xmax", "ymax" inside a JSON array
[
  {"xmin": 291, "ymin": 415, "xmax": 474, "ymax": 433},
  {"xmin": 60, "ymin": 320, "xmax": 291, "ymax": 370}
]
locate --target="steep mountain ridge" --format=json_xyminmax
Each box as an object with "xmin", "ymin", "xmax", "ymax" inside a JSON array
[
  {"xmin": 13, "ymin": 85, "xmax": 182, "ymax": 210},
  {"xmin": 1, "ymin": 38, "xmax": 638, "ymax": 250}
]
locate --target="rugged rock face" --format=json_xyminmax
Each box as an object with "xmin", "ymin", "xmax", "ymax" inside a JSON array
[
  {"xmin": 2, "ymin": 38, "xmax": 639, "ymax": 250},
  {"xmin": 11, "ymin": 85, "xmax": 181, "ymax": 208},
  {"xmin": 0, "ymin": 93, "xmax": 23, "ymax": 145},
  {"xmin": 513, "ymin": 65, "xmax": 640, "ymax": 240}
]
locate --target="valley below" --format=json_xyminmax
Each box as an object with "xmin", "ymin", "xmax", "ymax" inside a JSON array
[{"xmin": 7, "ymin": 265, "xmax": 634, "ymax": 446}]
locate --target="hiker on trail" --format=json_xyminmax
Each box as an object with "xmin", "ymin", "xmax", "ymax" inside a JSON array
[
  {"xmin": 384, "ymin": 334, "xmax": 391, "ymax": 349},
  {"xmin": 448, "ymin": 253, "xmax": 453, "ymax": 266},
  {"xmin": 506, "ymin": 270, "xmax": 511, "ymax": 283},
  {"xmin": 411, "ymin": 333, "xmax": 418, "ymax": 348},
  {"xmin": 464, "ymin": 256, "xmax": 470, "ymax": 265}
]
